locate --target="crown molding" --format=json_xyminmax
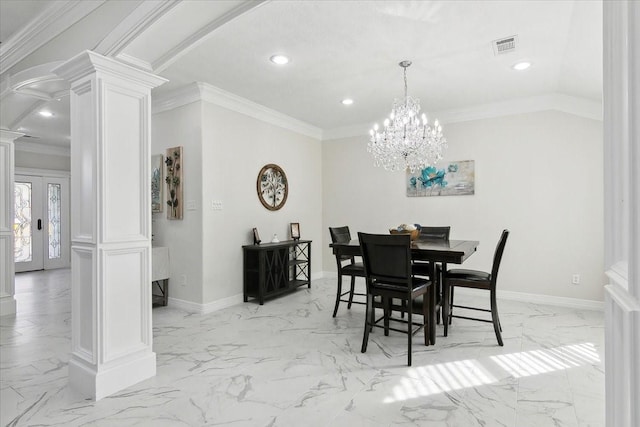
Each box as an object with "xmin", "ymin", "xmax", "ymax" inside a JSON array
[
  {"xmin": 433, "ymin": 94, "xmax": 602, "ymax": 125},
  {"xmin": 14, "ymin": 141, "xmax": 70, "ymax": 157},
  {"xmin": 95, "ymin": 1, "xmax": 179, "ymax": 59},
  {"xmin": 114, "ymin": 53, "xmax": 154, "ymax": 73},
  {"xmin": 0, "ymin": 1, "xmax": 105, "ymax": 75},
  {"xmin": 322, "ymin": 93, "xmax": 603, "ymax": 141},
  {"xmin": 152, "ymin": 82, "xmax": 323, "ymax": 140},
  {"xmin": 152, "ymin": 83, "xmax": 202, "ymax": 114}
]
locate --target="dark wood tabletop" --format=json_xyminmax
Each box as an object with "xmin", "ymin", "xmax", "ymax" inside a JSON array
[
  {"xmin": 330, "ymin": 238, "xmax": 479, "ymax": 345},
  {"xmin": 331, "ymin": 239, "xmax": 478, "ymax": 263}
]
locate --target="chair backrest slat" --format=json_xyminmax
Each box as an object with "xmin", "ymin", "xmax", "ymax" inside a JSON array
[
  {"xmin": 329, "ymin": 226, "xmax": 351, "ymax": 244},
  {"xmin": 358, "ymin": 232, "xmax": 412, "ymax": 284},
  {"xmin": 491, "ymin": 229, "xmax": 510, "ymax": 286}
]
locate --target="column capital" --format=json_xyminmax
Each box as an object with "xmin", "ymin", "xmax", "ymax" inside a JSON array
[
  {"xmin": 52, "ymin": 50, "xmax": 167, "ymax": 89},
  {"xmin": 0, "ymin": 130, "xmax": 24, "ymax": 142}
]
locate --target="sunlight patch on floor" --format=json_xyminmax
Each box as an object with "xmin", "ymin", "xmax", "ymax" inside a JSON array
[{"xmin": 383, "ymin": 342, "xmax": 599, "ymax": 403}]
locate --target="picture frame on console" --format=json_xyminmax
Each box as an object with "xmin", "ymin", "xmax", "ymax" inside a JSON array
[
  {"xmin": 290, "ymin": 223, "xmax": 300, "ymax": 240},
  {"xmin": 253, "ymin": 228, "xmax": 261, "ymax": 245}
]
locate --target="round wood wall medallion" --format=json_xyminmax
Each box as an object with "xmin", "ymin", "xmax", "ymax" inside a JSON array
[{"xmin": 257, "ymin": 164, "xmax": 288, "ymax": 211}]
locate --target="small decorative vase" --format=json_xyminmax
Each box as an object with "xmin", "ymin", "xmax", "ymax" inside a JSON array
[{"xmin": 271, "ymin": 234, "xmax": 280, "ymax": 243}]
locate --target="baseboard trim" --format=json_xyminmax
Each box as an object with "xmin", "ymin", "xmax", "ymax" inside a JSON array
[
  {"xmin": 454, "ymin": 287, "xmax": 604, "ymax": 311},
  {"xmin": 167, "ymin": 275, "xmax": 326, "ymax": 314},
  {"xmin": 168, "ymin": 293, "xmax": 244, "ymax": 315}
]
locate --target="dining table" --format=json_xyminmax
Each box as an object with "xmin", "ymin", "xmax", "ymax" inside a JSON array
[{"xmin": 330, "ymin": 238, "xmax": 479, "ymax": 345}]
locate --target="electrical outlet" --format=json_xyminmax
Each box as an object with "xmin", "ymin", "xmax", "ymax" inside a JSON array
[
  {"xmin": 180, "ymin": 274, "xmax": 187, "ymax": 287},
  {"xmin": 572, "ymin": 274, "xmax": 580, "ymax": 285},
  {"xmin": 186, "ymin": 200, "xmax": 197, "ymax": 210},
  {"xmin": 211, "ymin": 200, "xmax": 223, "ymax": 210}
]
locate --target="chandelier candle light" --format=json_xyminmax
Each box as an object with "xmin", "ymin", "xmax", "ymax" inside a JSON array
[{"xmin": 368, "ymin": 60, "xmax": 447, "ymax": 172}]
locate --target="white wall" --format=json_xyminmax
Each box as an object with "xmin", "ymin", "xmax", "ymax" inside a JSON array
[
  {"xmin": 151, "ymin": 99, "xmax": 323, "ymax": 306},
  {"xmin": 201, "ymin": 102, "xmax": 322, "ymax": 304},
  {"xmin": 151, "ymin": 102, "xmax": 203, "ymax": 304},
  {"xmin": 322, "ymin": 110, "xmax": 604, "ymax": 302}
]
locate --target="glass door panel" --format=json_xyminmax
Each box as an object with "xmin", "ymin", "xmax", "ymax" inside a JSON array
[
  {"xmin": 48, "ymin": 183, "xmax": 61, "ymax": 260},
  {"xmin": 14, "ymin": 175, "xmax": 44, "ymax": 272},
  {"xmin": 14, "ymin": 182, "xmax": 33, "ymax": 263},
  {"xmin": 43, "ymin": 177, "xmax": 69, "ymax": 270}
]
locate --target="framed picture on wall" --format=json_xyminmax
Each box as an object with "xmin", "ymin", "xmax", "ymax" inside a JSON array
[
  {"xmin": 290, "ymin": 223, "xmax": 300, "ymax": 240},
  {"xmin": 151, "ymin": 154, "xmax": 163, "ymax": 213},
  {"xmin": 165, "ymin": 146, "xmax": 183, "ymax": 219}
]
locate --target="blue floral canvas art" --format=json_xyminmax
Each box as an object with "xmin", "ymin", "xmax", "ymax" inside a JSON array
[{"xmin": 406, "ymin": 160, "xmax": 475, "ymax": 197}]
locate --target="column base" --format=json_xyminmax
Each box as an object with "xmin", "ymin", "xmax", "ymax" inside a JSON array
[
  {"xmin": 69, "ymin": 350, "xmax": 156, "ymax": 401},
  {"xmin": 0, "ymin": 296, "xmax": 16, "ymax": 317}
]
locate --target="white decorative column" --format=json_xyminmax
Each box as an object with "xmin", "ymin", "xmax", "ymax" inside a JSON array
[
  {"xmin": 0, "ymin": 130, "xmax": 23, "ymax": 317},
  {"xmin": 53, "ymin": 51, "xmax": 166, "ymax": 400},
  {"xmin": 603, "ymin": 1, "xmax": 640, "ymax": 427}
]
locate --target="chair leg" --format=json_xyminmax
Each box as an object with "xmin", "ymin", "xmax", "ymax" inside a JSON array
[
  {"xmin": 361, "ymin": 294, "xmax": 372, "ymax": 353},
  {"xmin": 423, "ymin": 290, "xmax": 430, "ymax": 346},
  {"xmin": 383, "ymin": 297, "xmax": 390, "ymax": 336},
  {"xmin": 490, "ymin": 289, "xmax": 504, "ymax": 346},
  {"xmin": 347, "ymin": 276, "xmax": 356, "ymax": 309},
  {"xmin": 443, "ymin": 281, "xmax": 450, "ymax": 337},
  {"xmin": 333, "ymin": 274, "xmax": 343, "ymax": 317},
  {"xmin": 448, "ymin": 286, "xmax": 454, "ymax": 325},
  {"xmin": 407, "ymin": 300, "xmax": 413, "ymax": 366}
]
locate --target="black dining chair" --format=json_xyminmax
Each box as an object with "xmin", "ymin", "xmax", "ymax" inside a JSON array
[
  {"xmin": 412, "ymin": 226, "xmax": 451, "ymax": 323},
  {"xmin": 329, "ymin": 226, "xmax": 367, "ymax": 317},
  {"xmin": 358, "ymin": 232, "xmax": 431, "ymax": 366},
  {"xmin": 443, "ymin": 229, "xmax": 510, "ymax": 346}
]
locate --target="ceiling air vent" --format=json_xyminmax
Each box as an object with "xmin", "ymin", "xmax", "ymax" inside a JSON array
[{"xmin": 492, "ymin": 35, "xmax": 518, "ymax": 55}]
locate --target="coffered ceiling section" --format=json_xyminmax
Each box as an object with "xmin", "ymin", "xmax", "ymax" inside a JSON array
[{"xmin": 113, "ymin": 0, "xmax": 266, "ymax": 72}]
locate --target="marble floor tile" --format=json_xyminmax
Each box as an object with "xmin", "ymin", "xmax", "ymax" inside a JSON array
[{"xmin": 0, "ymin": 270, "xmax": 604, "ymax": 426}]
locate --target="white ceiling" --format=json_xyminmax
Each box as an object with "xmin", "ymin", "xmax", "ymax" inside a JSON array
[{"xmin": 0, "ymin": 0, "xmax": 602, "ymax": 149}]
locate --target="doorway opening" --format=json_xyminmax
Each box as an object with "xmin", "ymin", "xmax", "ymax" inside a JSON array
[{"xmin": 14, "ymin": 173, "xmax": 70, "ymax": 272}]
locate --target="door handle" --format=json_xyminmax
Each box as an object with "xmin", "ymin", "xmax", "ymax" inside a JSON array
[{"xmin": 37, "ymin": 219, "xmax": 42, "ymax": 230}]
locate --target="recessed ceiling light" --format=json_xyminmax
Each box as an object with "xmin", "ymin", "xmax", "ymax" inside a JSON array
[
  {"xmin": 341, "ymin": 98, "xmax": 354, "ymax": 105},
  {"xmin": 39, "ymin": 111, "xmax": 54, "ymax": 118},
  {"xmin": 512, "ymin": 61, "xmax": 532, "ymax": 71},
  {"xmin": 270, "ymin": 54, "xmax": 290, "ymax": 65}
]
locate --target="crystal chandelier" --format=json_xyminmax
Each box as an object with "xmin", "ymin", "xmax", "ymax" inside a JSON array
[{"xmin": 368, "ymin": 61, "xmax": 447, "ymax": 173}]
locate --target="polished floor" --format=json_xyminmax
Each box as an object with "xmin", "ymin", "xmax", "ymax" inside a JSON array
[{"xmin": 1, "ymin": 269, "xmax": 604, "ymax": 426}]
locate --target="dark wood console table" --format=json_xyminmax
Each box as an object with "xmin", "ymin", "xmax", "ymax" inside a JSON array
[{"xmin": 243, "ymin": 240, "xmax": 312, "ymax": 304}]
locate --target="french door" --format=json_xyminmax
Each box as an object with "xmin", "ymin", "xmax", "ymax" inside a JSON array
[{"xmin": 14, "ymin": 174, "xmax": 70, "ymax": 272}]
